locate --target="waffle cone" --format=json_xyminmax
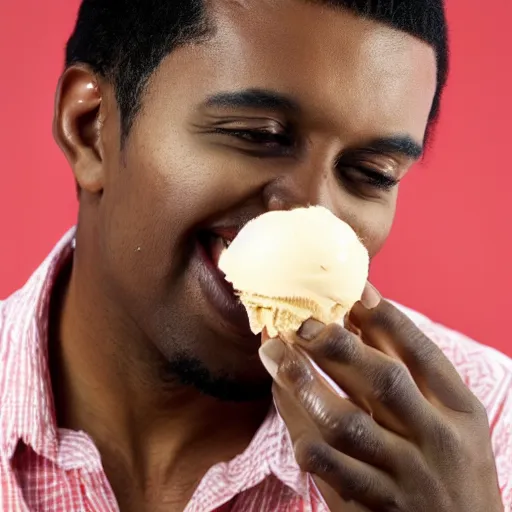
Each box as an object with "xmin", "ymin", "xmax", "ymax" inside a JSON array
[{"xmin": 239, "ymin": 292, "xmax": 346, "ymax": 338}]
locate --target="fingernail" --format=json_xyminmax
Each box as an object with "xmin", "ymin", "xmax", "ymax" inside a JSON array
[
  {"xmin": 259, "ymin": 338, "xmax": 285, "ymax": 380},
  {"xmin": 361, "ymin": 282, "xmax": 381, "ymax": 310},
  {"xmin": 344, "ymin": 313, "xmax": 362, "ymax": 336},
  {"xmin": 298, "ymin": 319, "xmax": 325, "ymax": 341}
]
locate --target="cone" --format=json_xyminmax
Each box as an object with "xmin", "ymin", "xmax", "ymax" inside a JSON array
[{"xmin": 239, "ymin": 292, "xmax": 347, "ymax": 338}]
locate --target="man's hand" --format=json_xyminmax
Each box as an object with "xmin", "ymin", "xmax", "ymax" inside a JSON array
[{"xmin": 259, "ymin": 284, "xmax": 503, "ymax": 511}]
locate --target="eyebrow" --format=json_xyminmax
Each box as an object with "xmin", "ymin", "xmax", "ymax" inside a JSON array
[
  {"xmin": 363, "ymin": 136, "xmax": 424, "ymax": 160},
  {"xmin": 203, "ymin": 89, "xmax": 424, "ymax": 160},
  {"xmin": 203, "ymin": 88, "xmax": 301, "ymax": 113}
]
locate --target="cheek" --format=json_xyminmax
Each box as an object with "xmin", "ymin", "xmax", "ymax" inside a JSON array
[
  {"xmin": 98, "ymin": 124, "xmax": 239, "ymax": 293},
  {"xmin": 99, "ymin": 172, "xmax": 172, "ymax": 294},
  {"xmin": 342, "ymin": 195, "xmax": 397, "ymax": 259},
  {"xmin": 127, "ymin": 119, "xmax": 240, "ymax": 216},
  {"xmin": 97, "ymin": 148, "xmax": 187, "ymax": 300},
  {"xmin": 365, "ymin": 212, "xmax": 394, "ymax": 258}
]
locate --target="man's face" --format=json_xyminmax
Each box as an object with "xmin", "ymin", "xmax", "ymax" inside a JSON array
[{"xmin": 80, "ymin": 0, "xmax": 436, "ymax": 400}]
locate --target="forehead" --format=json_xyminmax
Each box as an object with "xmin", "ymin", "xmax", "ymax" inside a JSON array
[{"xmin": 151, "ymin": 0, "xmax": 437, "ymax": 142}]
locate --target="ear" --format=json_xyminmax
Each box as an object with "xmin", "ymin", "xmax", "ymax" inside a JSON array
[{"xmin": 53, "ymin": 66, "xmax": 106, "ymax": 195}]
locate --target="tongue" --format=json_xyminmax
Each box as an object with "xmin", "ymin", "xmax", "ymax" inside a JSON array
[{"xmin": 210, "ymin": 235, "xmax": 227, "ymax": 269}]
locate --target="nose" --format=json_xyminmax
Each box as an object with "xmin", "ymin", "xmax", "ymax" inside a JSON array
[{"xmin": 262, "ymin": 141, "xmax": 340, "ymax": 213}]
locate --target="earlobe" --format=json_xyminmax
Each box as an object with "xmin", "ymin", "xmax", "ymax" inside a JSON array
[{"xmin": 53, "ymin": 66, "xmax": 105, "ymax": 194}]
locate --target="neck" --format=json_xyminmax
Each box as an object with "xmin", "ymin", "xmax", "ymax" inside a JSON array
[{"xmin": 48, "ymin": 252, "xmax": 270, "ymax": 497}]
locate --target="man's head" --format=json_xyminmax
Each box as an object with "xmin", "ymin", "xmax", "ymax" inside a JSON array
[
  {"xmin": 66, "ymin": 0, "xmax": 448, "ymax": 141},
  {"xmin": 55, "ymin": 0, "xmax": 445, "ymax": 402}
]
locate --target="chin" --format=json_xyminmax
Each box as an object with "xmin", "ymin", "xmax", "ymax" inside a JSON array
[
  {"xmin": 161, "ymin": 346, "xmax": 272, "ymax": 402},
  {"xmin": 145, "ymin": 311, "xmax": 270, "ymax": 401}
]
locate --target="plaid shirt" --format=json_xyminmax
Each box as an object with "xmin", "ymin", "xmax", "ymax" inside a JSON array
[{"xmin": 1, "ymin": 229, "xmax": 511, "ymax": 511}]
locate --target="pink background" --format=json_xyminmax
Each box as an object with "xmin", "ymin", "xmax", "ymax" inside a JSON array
[{"xmin": 1, "ymin": 1, "xmax": 510, "ymax": 356}]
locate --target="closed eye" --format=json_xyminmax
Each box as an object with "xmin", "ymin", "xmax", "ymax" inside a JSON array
[
  {"xmin": 337, "ymin": 164, "xmax": 400, "ymax": 197},
  {"xmin": 350, "ymin": 167, "xmax": 398, "ymax": 190},
  {"xmin": 213, "ymin": 128, "xmax": 295, "ymax": 151}
]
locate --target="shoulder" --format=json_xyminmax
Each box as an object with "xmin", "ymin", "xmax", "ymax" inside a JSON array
[
  {"xmin": 0, "ymin": 284, "xmax": 39, "ymax": 402},
  {"xmin": 0, "ymin": 280, "xmax": 41, "ymax": 356},
  {"xmin": 0, "ymin": 273, "xmax": 49, "ymax": 448},
  {"xmin": 0, "ymin": 289, "xmax": 28, "ymax": 359},
  {"xmin": 0, "ymin": 229, "xmax": 76, "ymax": 362}
]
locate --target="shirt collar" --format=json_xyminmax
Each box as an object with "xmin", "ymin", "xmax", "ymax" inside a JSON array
[
  {"xmin": 186, "ymin": 403, "xmax": 314, "ymax": 508},
  {"xmin": 0, "ymin": 227, "xmax": 313, "ymax": 503},
  {"xmin": 0, "ymin": 228, "xmax": 76, "ymax": 461}
]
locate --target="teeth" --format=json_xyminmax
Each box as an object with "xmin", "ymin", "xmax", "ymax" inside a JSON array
[{"xmin": 209, "ymin": 235, "xmax": 230, "ymax": 268}]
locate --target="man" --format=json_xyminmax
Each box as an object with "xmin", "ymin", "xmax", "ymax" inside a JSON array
[{"xmin": 0, "ymin": 0, "xmax": 510, "ymax": 511}]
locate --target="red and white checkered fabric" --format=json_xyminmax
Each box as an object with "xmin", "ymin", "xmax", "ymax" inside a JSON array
[{"xmin": 1, "ymin": 230, "xmax": 510, "ymax": 511}]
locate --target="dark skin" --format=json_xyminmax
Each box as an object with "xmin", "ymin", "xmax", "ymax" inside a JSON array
[
  {"xmin": 261, "ymin": 289, "xmax": 503, "ymax": 511},
  {"xmin": 50, "ymin": 0, "xmax": 502, "ymax": 511}
]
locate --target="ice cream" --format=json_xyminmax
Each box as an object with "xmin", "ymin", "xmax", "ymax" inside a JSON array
[{"xmin": 218, "ymin": 206, "xmax": 369, "ymax": 338}]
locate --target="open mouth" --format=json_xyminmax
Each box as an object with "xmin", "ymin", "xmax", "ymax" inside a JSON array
[
  {"xmin": 197, "ymin": 231, "xmax": 233, "ymax": 269},
  {"xmin": 194, "ymin": 227, "xmax": 253, "ymax": 337},
  {"xmin": 196, "ymin": 228, "xmax": 238, "ymax": 293}
]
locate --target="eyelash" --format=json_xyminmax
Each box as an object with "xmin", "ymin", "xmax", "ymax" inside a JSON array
[
  {"xmin": 348, "ymin": 167, "xmax": 399, "ymax": 191},
  {"xmin": 215, "ymin": 128, "xmax": 398, "ymax": 191},
  {"xmin": 213, "ymin": 128, "xmax": 294, "ymax": 148}
]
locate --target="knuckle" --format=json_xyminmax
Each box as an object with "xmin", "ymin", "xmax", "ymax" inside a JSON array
[
  {"xmin": 345, "ymin": 474, "xmax": 372, "ymax": 497},
  {"xmin": 337, "ymin": 411, "xmax": 371, "ymax": 444},
  {"xmin": 294, "ymin": 437, "xmax": 335, "ymax": 475},
  {"xmin": 428, "ymin": 420, "xmax": 464, "ymax": 459},
  {"xmin": 380, "ymin": 495, "xmax": 403, "ymax": 512},
  {"xmin": 366, "ymin": 300, "xmax": 404, "ymax": 332},
  {"xmin": 338, "ymin": 412, "xmax": 383, "ymax": 458},
  {"xmin": 323, "ymin": 411, "xmax": 384, "ymax": 461},
  {"xmin": 400, "ymin": 446, "xmax": 429, "ymax": 475},
  {"xmin": 437, "ymin": 421, "xmax": 462, "ymax": 447},
  {"xmin": 372, "ymin": 362, "xmax": 411, "ymax": 405},
  {"xmin": 280, "ymin": 357, "xmax": 313, "ymax": 388},
  {"xmin": 415, "ymin": 478, "xmax": 452, "ymax": 511},
  {"xmin": 366, "ymin": 303, "xmax": 429, "ymax": 349},
  {"xmin": 468, "ymin": 395, "xmax": 488, "ymax": 419},
  {"xmin": 341, "ymin": 473, "xmax": 380, "ymax": 503},
  {"xmin": 315, "ymin": 324, "xmax": 360, "ymax": 363}
]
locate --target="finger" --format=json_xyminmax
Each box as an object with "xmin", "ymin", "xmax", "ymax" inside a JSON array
[
  {"xmin": 270, "ymin": 387, "xmax": 369, "ymax": 511},
  {"xmin": 313, "ymin": 477, "xmax": 372, "ymax": 512},
  {"xmin": 261, "ymin": 327, "xmax": 271, "ymax": 344},
  {"xmin": 268, "ymin": 340, "xmax": 425, "ymax": 473},
  {"xmin": 360, "ymin": 281, "xmax": 382, "ymax": 310},
  {"xmin": 297, "ymin": 441, "xmax": 401, "ymax": 511},
  {"xmin": 292, "ymin": 322, "xmax": 436, "ymax": 438},
  {"xmin": 274, "ymin": 384, "xmax": 402, "ymax": 511},
  {"xmin": 349, "ymin": 295, "xmax": 478, "ymax": 413}
]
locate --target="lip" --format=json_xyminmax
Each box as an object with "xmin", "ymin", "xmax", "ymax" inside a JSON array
[
  {"xmin": 210, "ymin": 226, "xmax": 240, "ymax": 243},
  {"xmin": 194, "ymin": 236, "xmax": 255, "ymax": 338}
]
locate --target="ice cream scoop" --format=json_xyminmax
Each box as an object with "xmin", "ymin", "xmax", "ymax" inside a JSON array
[{"xmin": 218, "ymin": 206, "xmax": 369, "ymax": 338}]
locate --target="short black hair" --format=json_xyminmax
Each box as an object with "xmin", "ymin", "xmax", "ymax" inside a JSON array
[{"xmin": 66, "ymin": 0, "xmax": 448, "ymax": 141}]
